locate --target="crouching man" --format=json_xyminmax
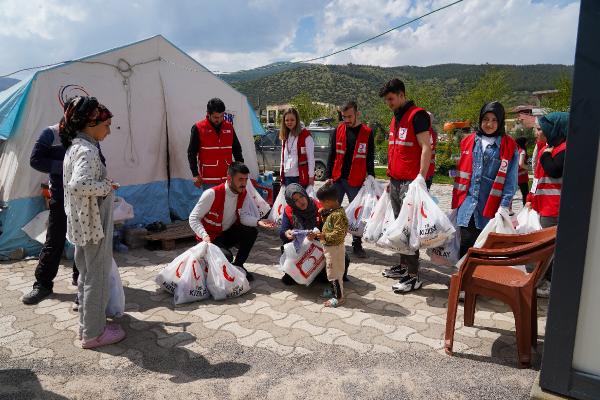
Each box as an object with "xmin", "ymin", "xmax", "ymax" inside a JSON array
[{"xmin": 189, "ymin": 162, "xmax": 276, "ymax": 281}]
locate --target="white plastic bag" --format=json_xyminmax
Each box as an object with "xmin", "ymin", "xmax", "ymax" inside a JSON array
[
  {"xmin": 515, "ymin": 207, "xmax": 542, "ymax": 234},
  {"xmin": 306, "ymin": 185, "xmax": 316, "ymax": 199},
  {"xmin": 106, "ymin": 258, "xmax": 125, "ymax": 317},
  {"xmin": 363, "ymin": 190, "xmax": 392, "ymax": 243},
  {"xmin": 21, "ymin": 210, "xmax": 50, "ymax": 244},
  {"xmin": 155, "ymin": 242, "xmax": 206, "ymax": 295},
  {"xmin": 412, "ymin": 179, "xmax": 455, "ymax": 249},
  {"xmin": 267, "ymin": 185, "xmax": 286, "ymax": 224},
  {"xmin": 279, "ymin": 237, "xmax": 326, "ymax": 285},
  {"xmin": 174, "ymin": 256, "xmax": 210, "ymax": 305},
  {"xmin": 206, "ymin": 244, "xmax": 250, "ymax": 300},
  {"xmin": 346, "ymin": 176, "xmax": 384, "ymax": 237},
  {"xmin": 380, "ymin": 184, "xmax": 416, "ymax": 253},
  {"xmin": 245, "ymin": 180, "xmax": 271, "ymax": 218},
  {"xmin": 426, "ymin": 210, "xmax": 460, "ymax": 266},
  {"xmin": 113, "ymin": 196, "xmax": 135, "ymax": 223}
]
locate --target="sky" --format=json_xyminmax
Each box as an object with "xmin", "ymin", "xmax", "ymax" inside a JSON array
[{"xmin": 0, "ymin": 0, "xmax": 581, "ymax": 78}]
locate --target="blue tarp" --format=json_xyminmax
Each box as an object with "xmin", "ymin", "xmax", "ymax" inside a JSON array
[
  {"xmin": 248, "ymin": 100, "xmax": 265, "ymax": 136},
  {"xmin": 0, "ymin": 76, "xmax": 34, "ymax": 140}
]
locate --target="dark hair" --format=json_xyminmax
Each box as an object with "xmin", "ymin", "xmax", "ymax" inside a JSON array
[
  {"xmin": 379, "ymin": 78, "xmax": 405, "ymax": 97},
  {"xmin": 207, "ymin": 98, "xmax": 226, "ymax": 114},
  {"xmin": 228, "ymin": 161, "xmax": 250, "ymax": 177},
  {"xmin": 515, "ymin": 136, "xmax": 527, "ymax": 150},
  {"xmin": 316, "ymin": 182, "xmax": 338, "ymax": 202},
  {"xmin": 59, "ymin": 96, "xmax": 112, "ymax": 148},
  {"xmin": 342, "ymin": 101, "xmax": 358, "ymax": 112}
]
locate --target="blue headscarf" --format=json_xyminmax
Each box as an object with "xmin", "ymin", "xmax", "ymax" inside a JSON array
[{"xmin": 539, "ymin": 112, "xmax": 569, "ymax": 147}]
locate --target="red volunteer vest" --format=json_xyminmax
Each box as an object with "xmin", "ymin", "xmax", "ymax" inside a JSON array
[
  {"xmin": 331, "ymin": 123, "xmax": 372, "ymax": 187},
  {"xmin": 284, "ymin": 199, "xmax": 322, "ymax": 226},
  {"xmin": 387, "ymin": 106, "xmax": 430, "ymax": 180},
  {"xmin": 531, "ymin": 141, "xmax": 566, "ymax": 218},
  {"xmin": 200, "ymin": 183, "xmax": 247, "ymax": 241},
  {"xmin": 451, "ymin": 133, "xmax": 518, "ymax": 218},
  {"xmin": 426, "ymin": 130, "xmax": 438, "ymax": 179},
  {"xmin": 196, "ymin": 118, "xmax": 235, "ymax": 185},
  {"xmin": 518, "ymin": 148, "xmax": 529, "ymax": 184},
  {"xmin": 280, "ymin": 128, "xmax": 312, "ymax": 186}
]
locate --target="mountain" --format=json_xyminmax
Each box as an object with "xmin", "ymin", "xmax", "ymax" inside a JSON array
[
  {"xmin": 221, "ymin": 63, "xmax": 573, "ymax": 118},
  {"xmin": 0, "ymin": 77, "xmax": 19, "ymax": 92}
]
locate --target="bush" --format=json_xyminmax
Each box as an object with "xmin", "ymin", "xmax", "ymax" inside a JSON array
[
  {"xmin": 436, "ymin": 156, "xmax": 457, "ymax": 177},
  {"xmin": 375, "ymin": 142, "xmax": 388, "ymax": 165}
]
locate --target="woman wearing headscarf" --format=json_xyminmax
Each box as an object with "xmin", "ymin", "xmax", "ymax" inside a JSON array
[
  {"xmin": 525, "ymin": 112, "xmax": 568, "ymax": 297},
  {"xmin": 452, "ymin": 101, "xmax": 519, "ymax": 257},
  {"xmin": 61, "ymin": 96, "xmax": 125, "ymax": 349},
  {"xmin": 515, "ymin": 136, "xmax": 530, "ymax": 205},
  {"xmin": 279, "ymin": 184, "xmax": 349, "ymax": 285}
]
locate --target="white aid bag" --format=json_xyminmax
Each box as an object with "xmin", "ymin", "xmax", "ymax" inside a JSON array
[
  {"xmin": 267, "ymin": 185, "xmax": 286, "ymax": 224},
  {"xmin": 245, "ymin": 180, "xmax": 271, "ymax": 218},
  {"xmin": 279, "ymin": 237, "xmax": 326, "ymax": 285},
  {"xmin": 426, "ymin": 210, "xmax": 460, "ymax": 267},
  {"xmin": 113, "ymin": 196, "xmax": 135, "ymax": 223},
  {"xmin": 155, "ymin": 242, "xmax": 207, "ymax": 295},
  {"xmin": 21, "ymin": 210, "xmax": 50, "ymax": 244},
  {"xmin": 363, "ymin": 190, "xmax": 392, "ymax": 243},
  {"xmin": 411, "ymin": 179, "xmax": 455, "ymax": 249},
  {"xmin": 515, "ymin": 207, "xmax": 542, "ymax": 234},
  {"xmin": 206, "ymin": 244, "xmax": 250, "ymax": 300},
  {"xmin": 174, "ymin": 256, "xmax": 210, "ymax": 305},
  {"xmin": 346, "ymin": 176, "xmax": 384, "ymax": 237},
  {"xmin": 106, "ymin": 258, "xmax": 125, "ymax": 317}
]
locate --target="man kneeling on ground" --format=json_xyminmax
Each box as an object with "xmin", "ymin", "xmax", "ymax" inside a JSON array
[{"xmin": 189, "ymin": 162, "xmax": 276, "ymax": 281}]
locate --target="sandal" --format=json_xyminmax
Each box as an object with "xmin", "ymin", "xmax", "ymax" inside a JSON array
[{"xmin": 324, "ymin": 298, "xmax": 345, "ymax": 308}]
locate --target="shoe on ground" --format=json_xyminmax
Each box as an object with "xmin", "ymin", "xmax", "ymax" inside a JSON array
[
  {"xmin": 352, "ymin": 245, "xmax": 367, "ymax": 259},
  {"xmin": 537, "ymin": 280, "xmax": 551, "ymax": 298},
  {"xmin": 22, "ymin": 286, "xmax": 52, "ymax": 305},
  {"xmin": 72, "ymin": 295, "xmax": 79, "ymax": 311},
  {"xmin": 82, "ymin": 323, "xmax": 126, "ymax": 349},
  {"xmin": 237, "ymin": 265, "xmax": 254, "ymax": 282},
  {"xmin": 392, "ymin": 275, "xmax": 423, "ymax": 293},
  {"xmin": 382, "ymin": 265, "xmax": 408, "ymax": 279},
  {"xmin": 281, "ymin": 274, "xmax": 297, "ymax": 286}
]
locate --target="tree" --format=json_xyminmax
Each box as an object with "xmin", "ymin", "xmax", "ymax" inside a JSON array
[
  {"xmin": 540, "ymin": 74, "xmax": 572, "ymax": 112},
  {"xmin": 451, "ymin": 70, "xmax": 511, "ymax": 126},
  {"xmin": 289, "ymin": 92, "xmax": 337, "ymax": 125}
]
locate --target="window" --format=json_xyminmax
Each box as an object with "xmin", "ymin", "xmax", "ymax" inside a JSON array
[{"xmin": 311, "ymin": 130, "xmax": 334, "ymax": 147}]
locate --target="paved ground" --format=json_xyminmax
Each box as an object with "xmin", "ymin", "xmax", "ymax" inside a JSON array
[{"xmin": 0, "ymin": 184, "xmax": 543, "ymax": 400}]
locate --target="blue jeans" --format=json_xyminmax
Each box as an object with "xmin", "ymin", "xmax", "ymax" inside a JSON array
[{"xmin": 334, "ymin": 179, "xmax": 362, "ymax": 246}]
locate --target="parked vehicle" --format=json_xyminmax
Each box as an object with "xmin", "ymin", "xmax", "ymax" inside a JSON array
[{"xmin": 255, "ymin": 127, "xmax": 334, "ymax": 181}]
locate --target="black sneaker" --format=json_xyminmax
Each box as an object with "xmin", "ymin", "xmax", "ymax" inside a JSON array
[
  {"xmin": 382, "ymin": 265, "xmax": 408, "ymax": 279},
  {"xmin": 281, "ymin": 274, "xmax": 297, "ymax": 286},
  {"xmin": 237, "ymin": 265, "xmax": 254, "ymax": 282},
  {"xmin": 352, "ymin": 245, "xmax": 367, "ymax": 259},
  {"xmin": 22, "ymin": 286, "xmax": 52, "ymax": 305},
  {"xmin": 392, "ymin": 275, "xmax": 423, "ymax": 293}
]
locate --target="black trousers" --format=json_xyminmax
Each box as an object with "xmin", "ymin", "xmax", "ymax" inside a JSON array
[
  {"xmin": 519, "ymin": 182, "xmax": 529, "ymax": 206},
  {"xmin": 213, "ymin": 224, "xmax": 258, "ymax": 267},
  {"xmin": 34, "ymin": 199, "xmax": 78, "ymax": 290},
  {"xmin": 459, "ymin": 216, "xmax": 483, "ymax": 259}
]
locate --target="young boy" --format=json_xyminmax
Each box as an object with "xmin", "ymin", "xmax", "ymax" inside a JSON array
[{"xmin": 311, "ymin": 183, "xmax": 349, "ymax": 307}]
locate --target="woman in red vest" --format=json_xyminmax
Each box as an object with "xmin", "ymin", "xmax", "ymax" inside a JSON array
[
  {"xmin": 525, "ymin": 112, "xmax": 569, "ymax": 297},
  {"xmin": 515, "ymin": 136, "xmax": 530, "ymax": 205},
  {"xmin": 279, "ymin": 108, "xmax": 315, "ymax": 188},
  {"xmin": 452, "ymin": 102, "xmax": 519, "ymax": 258}
]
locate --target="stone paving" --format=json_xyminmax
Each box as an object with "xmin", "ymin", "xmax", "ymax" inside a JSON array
[{"xmin": 0, "ymin": 184, "xmax": 543, "ymax": 399}]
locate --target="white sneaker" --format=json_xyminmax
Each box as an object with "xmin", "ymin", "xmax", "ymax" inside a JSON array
[{"xmin": 392, "ymin": 275, "xmax": 423, "ymax": 293}]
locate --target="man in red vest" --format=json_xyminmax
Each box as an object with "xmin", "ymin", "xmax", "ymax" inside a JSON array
[
  {"xmin": 379, "ymin": 78, "xmax": 432, "ymax": 293},
  {"xmin": 325, "ymin": 101, "xmax": 375, "ymax": 258},
  {"xmin": 188, "ymin": 162, "xmax": 276, "ymax": 281},
  {"xmin": 188, "ymin": 98, "xmax": 244, "ymax": 190}
]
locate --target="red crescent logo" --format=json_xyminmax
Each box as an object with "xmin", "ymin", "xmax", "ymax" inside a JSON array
[
  {"xmin": 420, "ymin": 203, "xmax": 428, "ymax": 219},
  {"xmin": 354, "ymin": 206, "xmax": 363, "ymax": 219},
  {"xmin": 223, "ymin": 265, "xmax": 235, "ymax": 282},
  {"xmin": 192, "ymin": 260, "xmax": 201, "ymax": 280},
  {"xmin": 277, "ymin": 204, "xmax": 283, "ymax": 214},
  {"xmin": 175, "ymin": 261, "xmax": 185, "ymax": 278}
]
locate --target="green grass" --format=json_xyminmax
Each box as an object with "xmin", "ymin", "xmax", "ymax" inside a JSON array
[{"xmin": 374, "ymin": 166, "xmax": 453, "ymax": 185}]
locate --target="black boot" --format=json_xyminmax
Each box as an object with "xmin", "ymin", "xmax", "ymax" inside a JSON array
[{"xmin": 22, "ymin": 285, "xmax": 52, "ymax": 305}]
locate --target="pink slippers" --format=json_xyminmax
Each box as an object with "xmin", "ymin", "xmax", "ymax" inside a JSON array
[{"xmin": 81, "ymin": 323, "xmax": 126, "ymax": 349}]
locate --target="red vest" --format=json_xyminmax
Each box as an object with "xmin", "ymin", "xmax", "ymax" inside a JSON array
[
  {"xmin": 426, "ymin": 130, "xmax": 438, "ymax": 179},
  {"xmin": 196, "ymin": 118, "xmax": 235, "ymax": 185},
  {"xmin": 387, "ymin": 106, "xmax": 430, "ymax": 180},
  {"xmin": 200, "ymin": 183, "xmax": 247, "ymax": 241},
  {"xmin": 531, "ymin": 142, "xmax": 566, "ymax": 218},
  {"xmin": 451, "ymin": 133, "xmax": 518, "ymax": 218},
  {"xmin": 518, "ymin": 148, "xmax": 529, "ymax": 184},
  {"xmin": 331, "ymin": 123, "xmax": 372, "ymax": 187},
  {"xmin": 281, "ymin": 128, "xmax": 312, "ymax": 186},
  {"xmin": 284, "ymin": 199, "xmax": 322, "ymax": 226}
]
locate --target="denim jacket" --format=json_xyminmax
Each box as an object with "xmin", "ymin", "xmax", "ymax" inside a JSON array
[{"xmin": 456, "ymin": 135, "xmax": 518, "ymax": 229}]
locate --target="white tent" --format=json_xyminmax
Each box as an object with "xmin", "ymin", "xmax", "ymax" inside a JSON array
[{"xmin": 0, "ymin": 35, "xmax": 263, "ymax": 258}]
